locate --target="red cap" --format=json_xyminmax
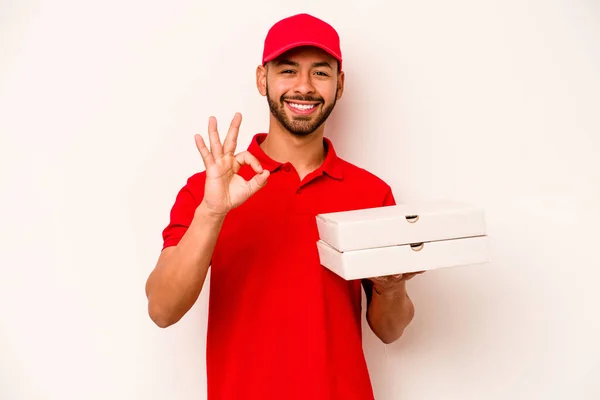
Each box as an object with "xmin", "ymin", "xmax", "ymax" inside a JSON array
[{"xmin": 262, "ymin": 13, "xmax": 343, "ymax": 70}]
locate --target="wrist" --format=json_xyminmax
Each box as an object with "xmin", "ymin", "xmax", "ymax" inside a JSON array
[{"xmin": 195, "ymin": 202, "xmax": 228, "ymax": 223}]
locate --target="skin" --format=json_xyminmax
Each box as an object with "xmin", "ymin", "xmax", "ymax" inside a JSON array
[{"xmin": 145, "ymin": 45, "xmax": 423, "ymax": 344}]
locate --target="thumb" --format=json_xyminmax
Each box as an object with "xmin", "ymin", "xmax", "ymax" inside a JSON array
[{"xmin": 246, "ymin": 170, "xmax": 269, "ymax": 195}]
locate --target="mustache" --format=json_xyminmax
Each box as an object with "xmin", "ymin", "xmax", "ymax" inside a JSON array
[{"xmin": 281, "ymin": 95, "xmax": 324, "ymax": 103}]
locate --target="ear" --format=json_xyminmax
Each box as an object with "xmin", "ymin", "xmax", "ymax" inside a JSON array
[
  {"xmin": 256, "ymin": 64, "xmax": 267, "ymax": 96},
  {"xmin": 336, "ymin": 70, "xmax": 345, "ymax": 101}
]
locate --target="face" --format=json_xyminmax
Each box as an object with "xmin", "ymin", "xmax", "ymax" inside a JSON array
[{"xmin": 257, "ymin": 46, "xmax": 344, "ymax": 137}]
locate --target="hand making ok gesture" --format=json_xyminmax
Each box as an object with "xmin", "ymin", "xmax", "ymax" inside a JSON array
[{"xmin": 194, "ymin": 113, "xmax": 269, "ymax": 217}]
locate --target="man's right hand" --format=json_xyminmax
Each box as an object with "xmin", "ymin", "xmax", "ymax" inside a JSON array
[{"xmin": 194, "ymin": 112, "xmax": 269, "ymax": 217}]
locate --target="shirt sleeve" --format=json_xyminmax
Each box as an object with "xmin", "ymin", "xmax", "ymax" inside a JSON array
[
  {"xmin": 161, "ymin": 173, "xmax": 206, "ymax": 250},
  {"xmin": 382, "ymin": 186, "xmax": 396, "ymax": 206}
]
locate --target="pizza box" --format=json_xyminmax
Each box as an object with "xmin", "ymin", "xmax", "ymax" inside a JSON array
[
  {"xmin": 316, "ymin": 235, "xmax": 491, "ymax": 280},
  {"xmin": 315, "ymin": 200, "xmax": 487, "ymax": 252}
]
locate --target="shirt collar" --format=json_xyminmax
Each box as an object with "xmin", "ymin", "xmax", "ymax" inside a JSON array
[{"xmin": 247, "ymin": 133, "xmax": 344, "ymax": 180}]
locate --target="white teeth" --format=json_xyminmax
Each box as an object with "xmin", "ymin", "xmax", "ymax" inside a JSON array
[{"xmin": 289, "ymin": 103, "xmax": 315, "ymax": 110}]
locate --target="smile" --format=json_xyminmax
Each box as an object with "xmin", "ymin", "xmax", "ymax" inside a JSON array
[
  {"xmin": 285, "ymin": 101, "xmax": 319, "ymax": 115},
  {"xmin": 288, "ymin": 102, "xmax": 316, "ymax": 110}
]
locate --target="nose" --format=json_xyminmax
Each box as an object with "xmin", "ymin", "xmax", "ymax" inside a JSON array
[{"xmin": 293, "ymin": 71, "xmax": 316, "ymax": 96}]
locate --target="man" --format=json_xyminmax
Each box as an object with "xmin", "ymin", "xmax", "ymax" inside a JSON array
[{"xmin": 145, "ymin": 13, "xmax": 423, "ymax": 400}]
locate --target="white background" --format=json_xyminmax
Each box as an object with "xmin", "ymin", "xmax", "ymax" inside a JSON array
[{"xmin": 1, "ymin": 0, "xmax": 599, "ymax": 399}]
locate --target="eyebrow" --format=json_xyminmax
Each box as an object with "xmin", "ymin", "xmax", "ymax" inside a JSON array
[{"xmin": 276, "ymin": 60, "xmax": 333, "ymax": 69}]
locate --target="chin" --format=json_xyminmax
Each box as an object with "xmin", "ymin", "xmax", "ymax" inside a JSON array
[
  {"xmin": 288, "ymin": 129, "xmax": 315, "ymax": 137},
  {"xmin": 287, "ymin": 120, "xmax": 323, "ymax": 137}
]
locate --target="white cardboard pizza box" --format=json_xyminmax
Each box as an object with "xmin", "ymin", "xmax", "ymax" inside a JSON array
[
  {"xmin": 315, "ymin": 200, "xmax": 487, "ymax": 252},
  {"xmin": 316, "ymin": 235, "xmax": 491, "ymax": 280}
]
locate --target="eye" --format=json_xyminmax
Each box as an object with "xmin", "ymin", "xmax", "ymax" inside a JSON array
[
  {"xmin": 315, "ymin": 71, "xmax": 330, "ymax": 77},
  {"xmin": 280, "ymin": 69, "xmax": 295, "ymax": 74}
]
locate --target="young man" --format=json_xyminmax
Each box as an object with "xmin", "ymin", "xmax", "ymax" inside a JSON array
[{"xmin": 145, "ymin": 13, "xmax": 423, "ymax": 400}]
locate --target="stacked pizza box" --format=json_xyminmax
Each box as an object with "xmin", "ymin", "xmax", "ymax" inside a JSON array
[{"xmin": 315, "ymin": 201, "xmax": 491, "ymax": 280}]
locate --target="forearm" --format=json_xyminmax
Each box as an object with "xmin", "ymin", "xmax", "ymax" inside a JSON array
[
  {"xmin": 366, "ymin": 282, "xmax": 415, "ymax": 344},
  {"xmin": 146, "ymin": 203, "xmax": 225, "ymax": 327}
]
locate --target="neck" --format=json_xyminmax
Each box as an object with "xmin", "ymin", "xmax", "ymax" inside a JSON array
[{"xmin": 260, "ymin": 117, "xmax": 326, "ymax": 177}]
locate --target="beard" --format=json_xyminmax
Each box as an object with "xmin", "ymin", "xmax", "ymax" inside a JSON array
[{"xmin": 266, "ymin": 85, "xmax": 337, "ymax": 137}]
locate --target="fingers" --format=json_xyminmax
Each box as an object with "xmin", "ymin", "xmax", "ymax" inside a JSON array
[
  {"xmin": 380, "ymin": 272, "xmax": 425, "ymax": 281},
  {"xmin": 372, "ymin": 274, "xmax": 402, "ymax": 283},
  {"xmin": 223, "ymin": 113, "xmax": 242, "ymax": 156},
  {"xmin": 246, "ymin": 170, "xmax": 270, "ymax": 195},
  {"xmin": 194, "ymin": 134, "xmax": 214, "ymax": 166},
  {"xmin": 234, "ymin": 151, "xmax": 270, "ymax": 195},
  {"xmin": 404, "ymin": 271, "xmax": 426, "ymax": 280},
  {"xmin": 204, "ymin": 113, "xmax": 241, "ymax": 160},
  {"xmin": 234, "ymin": 151, "xmax": 264, "ymax": 174},
  {"xmin": 208, "ymin": 116, "xmax": 224, "ymax": 158}
]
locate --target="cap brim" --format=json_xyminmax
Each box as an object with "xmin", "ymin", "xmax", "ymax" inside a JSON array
[{"xmin": 263, "ymin": 41, "xmax": 342, "ymax": 69}]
